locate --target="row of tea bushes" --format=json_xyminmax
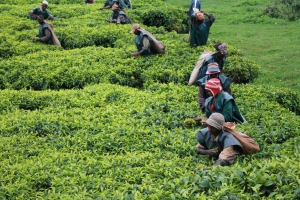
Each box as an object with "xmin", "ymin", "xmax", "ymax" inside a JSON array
[
  {"xmin": 0, "ymin": 37, "xmax": 261, "ymax": 90},
  {"xmin": 0, "ymin": 2, "xmax": 261, "ymax": 88},
  {"xmin": 0, "ymin": 0, "xmax": 164, "ymax": 5},
  {"xmin": 0, "ymin": 83, "xmax": 299, "ymax": 199}
]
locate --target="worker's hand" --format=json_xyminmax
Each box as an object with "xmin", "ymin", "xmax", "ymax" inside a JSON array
[
  {"xmin": 131, "ymin": 52, "xmax": 139, "ymax": 58},
  {"xmin": 194, "ymin": 167, "xmax": 210, "ymax": 172},
  {"xmin": 201, "ymin": 120, "xmax": 207, "ymax": 126},
  {"xmin": 193, "ymin": 117, "xmax": 202, "ymax": 122},
  {"xmin": 33, "ymin": 37, "xmax": 40, "ymax": 41},
  {"xmin": 206, "ymin": 149, "xmax": 219, "ymax": 157}
]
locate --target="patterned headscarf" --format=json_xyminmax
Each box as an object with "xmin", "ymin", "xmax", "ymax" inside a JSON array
[
  {"xmin": 206, "ymin": 62, "xmax": 221, "ymax": 74},
  {"xmin": 205, "ymin": 78, "xmax": 222, "ymax": 97}
]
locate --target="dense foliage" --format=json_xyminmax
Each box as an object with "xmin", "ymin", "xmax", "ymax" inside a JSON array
[
  {"xmin": 0, "ymin": 83, "xmax": 299, "ymax": 199},
  {"xmin": 265, "ymin": 0, "xmax": 300, "ymax": 21},
  {"xmin": 0, "ymin": 0, "xmax": 299, "ymax": 199}
]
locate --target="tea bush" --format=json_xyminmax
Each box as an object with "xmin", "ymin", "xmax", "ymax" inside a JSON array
[
  {"xmin": 265, "ymin": 0, "xmax": 300, "ymax": 21},
  {"xmin": 0, "ymin": 35, "xmax": 261, "ymax": 90},
  {"xmin": 0, "ymin": 4, "xmax": 261, "ymax": 87},
  {"xmin": 0, "ymin": 83, "xmax": 299, "ymax": 198},
  {"xmin": 141, "ymin": 7, "xmax": 189, "ymax": 33},
  {"xmin": 0, "ymin": 0, "xmax": 300, "ymax": 199}
]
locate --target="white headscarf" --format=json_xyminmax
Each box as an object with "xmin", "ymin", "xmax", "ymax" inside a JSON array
[{"xmin": 42, "ymin": 0, "xmax": 48, "ymax": 5}]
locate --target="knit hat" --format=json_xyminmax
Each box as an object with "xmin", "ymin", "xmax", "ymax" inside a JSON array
[
  {"xmin": 206, "ymin": 113, "xmax": 225, "ymax": 130},
  {"xmin": 130, "ymin": 24, "xmax": 141, "ymax": 34},
  {"xmin": 205, "ymin": 78, "xmax": 222, "ymax": 97},
  {"xmin": 206, "ymin": 62, "xmax": 221, "ymax": 74},
  {"xmin": 42, "ymin": 0, "xmax": 48, "ymax": 5}
]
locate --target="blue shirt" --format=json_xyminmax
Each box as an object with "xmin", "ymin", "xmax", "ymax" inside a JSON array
[{"xmin": 188, "ymin": 0, "xmax": 201, "ymax": 16}]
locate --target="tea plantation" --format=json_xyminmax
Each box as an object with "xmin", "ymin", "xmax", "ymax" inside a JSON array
[{"xmin": 0, "ymin": 0, "xmax": 299, "ymax": 199}]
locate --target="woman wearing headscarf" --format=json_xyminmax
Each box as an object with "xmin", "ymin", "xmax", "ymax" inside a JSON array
[
  {"xmin": 203, "ymin": 78, "xmax": 245, "ymax": 123},
  {"xmin": 197, "ymin": 43, "xmax": 228, "ymax": 80},
  {"xmin": 195, "ymin": 62, "xmax": 232, "ymax": 112},
  {"xmin": 195, "ymin": 113, "xmax": 244, "ymax": 168}
]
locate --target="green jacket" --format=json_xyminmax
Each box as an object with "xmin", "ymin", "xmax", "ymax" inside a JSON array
[
  {"xmin": 135, "ymin": 31, "xmax": 158, "ymax": 56},
  {"xmin": 30, "ymin": 7, "xmax": 50, "ymax": 20},
  {"xmin": 111, "ymin": 10, "xmax": 130, "ymax": 24},
  {"xmin": 195, "ymin": 127, "xmax": 244, "ymax": 153},
  {"xmin": 205, "ymin": 91, "xmax": 245, "ymax": 123},
  {"xmin": 112, "ymin": 0, "xmax": 131, "ymax": 9},
  {"xmin": 190, "ymin": 14, "xmax": 215, "ymax": 47},
  {"xmin": 197, "ymin": 53, "xmax": 226, "ymax": 80},
  {"xmin": 39, "ymin": 23, "xmax": 53, "ymax": 44}
]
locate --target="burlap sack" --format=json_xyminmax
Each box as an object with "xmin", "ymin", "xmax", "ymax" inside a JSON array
[
  {"xmin": 46, "ymin": 22, "xmax": 61, "ymax": 47},
  {"xmin": 223, "ymin": 122, "xmax": 260, "ymax": 154},
  {"xmin": 188, "ymin": 49, "xmax": 214, "ymax": 86},
  {"xmin": 140, "ymin": 29, "xmax": 166, "ymax": 54}
]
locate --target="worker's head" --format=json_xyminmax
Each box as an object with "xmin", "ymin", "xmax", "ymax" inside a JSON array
[
  {"xmin": 196, "ymin": 12, "xmax": 204, "ymax": 22},
  {"xmin": 206, "ymin": 62, "xmax": 221, "ymax": 78},
  {"xmin": 214, "ymin": 43, "xmax": 228, "ymax": 58},
  {"xmin": 112, "ymin": 4, "xmax": 119, "ymax": 11},
  {"xmin": 37, "ymin": 15, "xmax": 45, "ymax": 24},
  {"xmin": 205, "ymin": 78, "xmax": 222, "ymax": 97},
  {"xmin": 41, "ymin": 0, "xmax": 48, "ymax": 11},
  {"xmin": 206, "ymin": 113, "xmax": 225, "ymax": 135},
  {"xmin": 130, "ymin": 24, "xmax": 141, "ymax": 35}
]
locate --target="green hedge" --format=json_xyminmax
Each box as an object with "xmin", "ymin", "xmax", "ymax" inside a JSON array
[
  {"xmin": 0, "ymin": 83, "xmax": 299, "ymax": 198},
  {"xmin": 0, "ymin": 38, "xmax": 261, "ymax": 90},
  {"xmin": 0, "ymin": 0, "xmax": 299, "ymax": 199}
]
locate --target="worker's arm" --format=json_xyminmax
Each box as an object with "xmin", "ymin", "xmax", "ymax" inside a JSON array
[{"xmin": 35, "ymin": 28, "xmax": 51, "ymax": 42}]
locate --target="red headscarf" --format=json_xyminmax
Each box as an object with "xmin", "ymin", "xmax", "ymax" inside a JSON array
[
  {"xmin": 205, "ymin": 78, "xmax": 222, "ymax": 97},
  {"xmin": 205, "ymin": 78, "xmax": 222, "ymax": 111}
]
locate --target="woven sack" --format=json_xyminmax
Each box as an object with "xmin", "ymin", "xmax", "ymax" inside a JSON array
[
  {"xmin": 46, "ymin": 22, "xmax": 61, "ymax": 47},
  {"xmin": 140, "ymin": 29, "xmax": 166, "ymax": 54},
  {"xmin": 223, "ymin": 122, "xmax": 260, "ymax": 154},
  {"xmin": 188, "ymin": 49, "xmax": 214, "ymax": 85}
]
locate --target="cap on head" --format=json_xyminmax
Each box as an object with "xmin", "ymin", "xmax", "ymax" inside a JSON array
[
  {"xmin": 130, "ymin": 24, "xmax": 140, "ymax": 34},
  {"xmin": 42, "ymin": 0, "xmax": 48, "ymax": 5},
  {"xmin": 206, "ymin": 113, "xmax": 225, "ymax": 130},
  {"xmin": 205, "ymin": 78, "xmax": 222, "ymax": 97},
  {"xmin": 206, "ymin": 62, "xmax": 221, "ymax": 75},
  {"xmin": 196, "ymin": 12, "xmax": 204, "ymax": 21}
]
